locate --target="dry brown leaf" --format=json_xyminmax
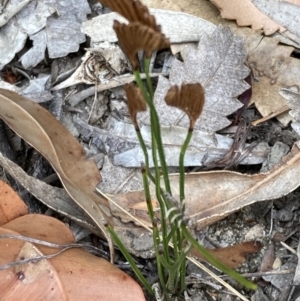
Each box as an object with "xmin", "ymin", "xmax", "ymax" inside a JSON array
[
  {"xmin": 210, "ymin": 0, "xmax": 285, "ymax": 35},
  {"xmin": 0, "ymin": 214, "xmax": 145, "ymax": 301},
  {"xmin": 0, "ymin": 180, "xmax": 28, "ymax": 225},
  {"xmin": 248, "ymin": 36, "xmax": 300, "ymax": 126},
  {"xmin": 0, "ymin": 153, "xmax": 154, "ymax": 259},
  {"xmin": 251, "ymin": 77, "xmax": 291, "ymax": 126},
  {"xmin": 112, "ymin": 144, "xmax": 300, "ymax": 230},
  {"xmin": 0, "ymin": 153, "xmax": 104, "ymax": 236},
  {"xmin": 141, "ymin": 0, "xmax": 219, "ymax": 25},
  {"xmin": 190, "ymin": 241, "xmax": 263, "ymax": 269},
  {"xmin": 185, "ymin": 145, "xmax": 300, "ymax": 228},
  {"xmin": 0, "ymin": 89, "xmax": 114, "ymax": 254}
]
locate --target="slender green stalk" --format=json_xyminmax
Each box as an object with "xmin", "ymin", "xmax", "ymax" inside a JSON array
[
  {"xmin": 141, "ymin": 163, "xmax": 166, "ymax": 284},
  {"xmin": 106, "ymin": 225, "xmax": 154, "ymax": 294},
  {"xmin": 144, "ymin": 58, "xmax": 154, "ymax": 99},
  {"xmin": 152, "ymin": 221, "xmax": 167, "ymax": 291},
  {"xmin": 179, "ymin": 129, "xmax": 193, "ymax": 204},
  {"xmin": 166, "ymin": 249, "xmax": 188, "ymax": 293},
  {"xmin": 136, "ymin": 130, "xmax": 155, "ymax": 183},
  {"xmin": 140, "ymin": 131, "xmax": 168, "ymax": 290},
  {"xmin": 152, "ymin": 137, "xmax": 170, "ymax": 263},
  {"xmin": 134, "ymin": 69, "xmax": 172, "ymax": 263},
  {"xmin": 181, "ymin": 225, "xmax": 257, "ymax": 290},
  {"xmin": 141, "ymin": 164, "xmax": 155, "ymax": 222},
  {"xmin": 134, "ymin": 70, "xmax": 171, "ymax": 194},
  {"xmin": 179, "ymin": 256, "xmax": 187, "ymax": 293}
]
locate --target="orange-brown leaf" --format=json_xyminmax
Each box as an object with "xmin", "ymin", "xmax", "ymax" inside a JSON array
[
  {"xmin": 190, "ymin": 241, "xmax": 263, "ymax": 269},
  {"xmin": 0, "ymin": 180, "xmax": 28, "ymax": 226},
  {"xmin": 0, "ymin": 214, "xmax": 146, "ymax": 301}
]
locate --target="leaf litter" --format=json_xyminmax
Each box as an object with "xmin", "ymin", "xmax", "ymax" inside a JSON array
[
  {"xmin": 0, "ymin": 1, "xmax": 297, "ymax": 298},
  {"xmin": 0, "ymin": 0, "xmax": 91, "ymax": 69}
]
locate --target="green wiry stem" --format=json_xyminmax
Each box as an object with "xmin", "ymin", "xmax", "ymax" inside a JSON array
[
  {"xmin": 152, "ymin": 136, "xmax": 171, "ymax": 263},
  {"xmin": 179, "ymin": 129, "xmax": 193, "ymax": 205},
  {"xmin": 141, "ymin": 164, "xmax": 155, "ymax": 222},
  {"xmin": 134, "ymin": 70, "xmax": 171, "ymax": 194},
  {"xmin": 144, "ymin": 58, "xmax": 154, "ymax": 99},
  {"xmin": 179, "ymin": 256, "xmax": 187, "ymax": 294},
  {"xmin": 136, "ymin": 129, "xmax": 155, "ymax": 183},
  {"xmin": 182, "ymin": 225, "xmax": 257, "ymax": 290},
  {"xmin": 166, "ymin": 248, "xmax": 188, "ymax": 294},
  {"xmin": 106, "ymin": 225, "xmax": 154, "ymax": 294},
  {"xmin": 141, "ymin": 167, "xmax": 167, "ymax": 290},
  {"xmin": 134, "ymin": 68, "xmax": 172, "ymax": 265}
]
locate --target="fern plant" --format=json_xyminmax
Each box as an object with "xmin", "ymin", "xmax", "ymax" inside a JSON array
[{"xmin": 101, "ymin": 0, "xmax": 257, "ymax": 299}]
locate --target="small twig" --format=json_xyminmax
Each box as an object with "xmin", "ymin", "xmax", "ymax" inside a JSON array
[
  {"xmin": 267, "ymin": 203, "xmax": 274, "ymax": 237},
  {"xmin": 12, "ymin": 66, "xmax": 31, "ymax": 81},
  {"xmin": 0, "ymin": 234, "xmax": 106, "ymax": 271},
  {"xmin": 280, "ymin": 241, "xmax": 297, "ymax": 255},
  {"xmin": 252, "ymin": 105, "xmax": 290, "ymax": 126},
  {"xmin": 217, "ymin": 269, "xmax": 294, "ymax": 280},
  {"xmin": 206, "ymin": 119, "xmax": 258, "ymax": 169},
  {"xmin": 87, "ymin": 81, "xmax": 98, "ymax": 123},
  {"xmin": 67, "ymin": 73, "xmax": 168, "ymax": 107}
]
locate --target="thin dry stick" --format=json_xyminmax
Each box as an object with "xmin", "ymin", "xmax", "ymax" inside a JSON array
[
  {"xmin": 252, "ymin": 105, "xmax": 289, "ymax": 126},
  {"xmin": 87, "ymin": 81, "xmax": 98, "ymax": 123}
]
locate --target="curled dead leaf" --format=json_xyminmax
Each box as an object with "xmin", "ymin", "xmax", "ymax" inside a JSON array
[
  {"xmin": 111, "ymin": 144, "xmax": 300, "ymax": 230},
  {"xmin": 0, "ymin": 180, "xmax": 28, "ymax": 226},
  {"xmin": 0, "ymin": 214, "xmax": 145, "ymax": 301},
  {"xmin": 0, "ymin": 89, "xmax": 114, "ymax": 257},
  {"xmin": 190, "ymin": 241, "xmax": 263, "ymax": 269}
]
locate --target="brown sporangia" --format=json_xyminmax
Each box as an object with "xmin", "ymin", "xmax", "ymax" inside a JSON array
[
  {"xmin": 99, "ymin": 0, "xmax": 160, "ymax": 31},
  {"xmin": 123, "ymin": 83, "xmax": 147, "ymax": 129},
  {"xmin": 165, "ymin": 83, "xmax": 205, "ymax": 130},
  {"xmin": 99, "ymin": 0, "xmax": 170, "ymax": 70},
  {"xmin": 113, "ymin": 22, "xmax": 170, "ymax": 70}
]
